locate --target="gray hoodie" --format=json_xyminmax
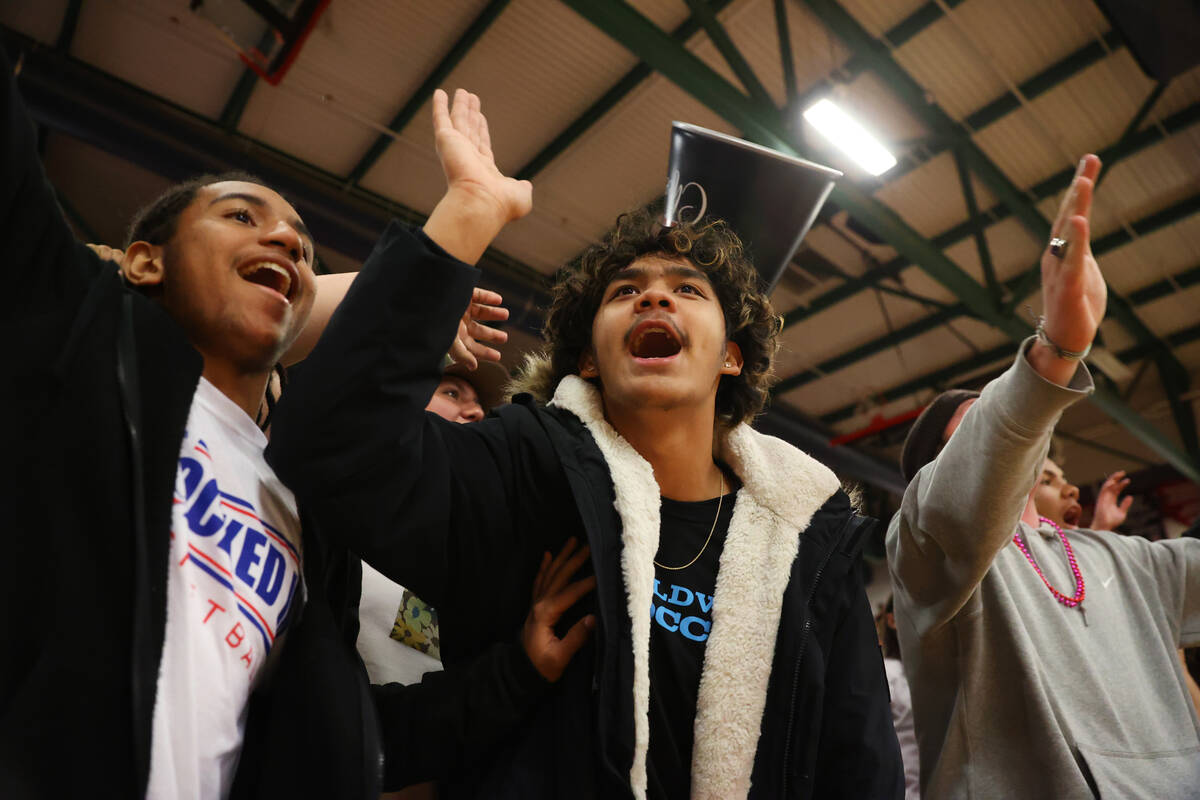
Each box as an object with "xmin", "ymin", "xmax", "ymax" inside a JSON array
[{"xmin": 888, "ymin": 342, "xmax": 1200, "ymax": 799}]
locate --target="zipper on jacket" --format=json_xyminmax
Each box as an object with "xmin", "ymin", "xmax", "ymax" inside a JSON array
[{"xmin": 779, "ymin": 515, "xmax": 857, "ymax": 797}]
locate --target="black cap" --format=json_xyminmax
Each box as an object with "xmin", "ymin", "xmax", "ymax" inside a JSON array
[
  {"xmin": 663, "ymin": 122, "xmax": 841, "ymax": 293},
  {"xmin": 899, "ymin": 389, "xmax": 980, "ymax": 483}
]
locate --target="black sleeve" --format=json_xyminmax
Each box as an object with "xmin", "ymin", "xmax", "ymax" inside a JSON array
[
  {"xmin": 1, "ymin": 43, "xmax": 100, "ymax": 322},
  {"xmin": 373, "ymin": 641, "xmax": 550, "ymax": 790},
  {"xmin": 813, "ymin": 552, "xmax": 905, "ymax": 800},
  {"xmin": 266, "ymin": 224, "xmax": 570, "ymax": 613}
]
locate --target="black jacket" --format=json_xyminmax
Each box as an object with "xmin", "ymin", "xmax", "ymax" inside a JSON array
[
  {"xmin": 268, "ymin": 223, "xmax": 904, "ymax": 799},
  {"xmin": 0, "ymin": 48, "xmax": 542, "ymax": 799}
]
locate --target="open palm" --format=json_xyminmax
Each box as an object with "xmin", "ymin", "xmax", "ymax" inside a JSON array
[
  {"xmin": 1039, "ymin": 155, "xmax": 1106, "ymax": 354},
  {"xmin": 432, "ymin": 88, "xmax": 532, "ymax": 225}
]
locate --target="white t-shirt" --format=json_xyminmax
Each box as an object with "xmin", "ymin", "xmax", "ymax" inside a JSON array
[
  {"xmin": 885, "ymin": 657, "xmax": 921, "ymax": 800},
  {"xmin": 357, "ymin": 562, "xmax": 443, "ymax": 685},
  {"xmin": 147, "ymin": 378, "xmax": 303, "ymax": 799}
]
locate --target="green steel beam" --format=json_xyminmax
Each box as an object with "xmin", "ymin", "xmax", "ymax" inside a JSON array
[
  {"xmin": 773, "ymin": 0, "xmax": 797, "ymax": 108},
  {"xmin": 55, "ymin": 0, "xmax": 82, "ymax": 53},
  {"xmin": 682, "ymin": 0, "xmax": 773, "ymax": 108},
  {"xmin": 802, "ymin": 0, "xmax": 1173, "ymax": 372},
  {"xmin": 820, "ymin": 345, "xmax": 1200, "ymax": 483},
  {"xmin": 952, "ymin": 145, "xmax": 1001, "ymax": 305},
  {"xmin": 1128, "ymin": 263, "xmax": 1200, "ymax": 306},
  {"xmin": 560, "ymin": 0, "xmax": 1198, "ymax": 477},
  {"xmin": 817, "ymin": 256, "xmax": 1200, "ymax": 427},
  {"xmin": 782, "ymin": 95, "xmax": 1200, "ymax": 331},
  {"xmin": 1095, "ymin": 81, "xmax": 1166, "ymax": 192},
  {"xmin": 778, "ymin": 192, "xmax": 1200, "ymax": 394},
  {"xmin": 219, "ymin": 68, "xmax": 259, "ymax": 131},
  {"xmin": 218, "ymin": 29, "xmax": 278, "ymax": 131},
  {"xmin": 1003, "ymin": 81, "xmax": 1169, "ymax": 305},
  {"xmin": 345, "ymin": 0, "xmax": 510, "ymax": 186},
  {"xmin": 516, "ymin": 0, "xmax": 735, "ymax": 181},
  {"xmin": 557, "ymin": 0, "xmax": 1014, "ymax": 320},
  {"xmin": 1005, "ymin": 189, "xmax": 1200, "ymax": 311},
  {"xmin": 1087, "ymin": 386, "xmax": 1200, "ymax": 481},
  {"xmin": 1054, "ymin": 428, "xmax": 1156, "ymax": 468},
  {"xmin": 1158, "ymin": 361, "xmax": 1200, "ymax": 460},
  {"xmin": 889, "ymin": 30, "xmax": 1124, "ymax": 181},
  {"xmin": 522, "ymin": 0, "xmax": 952, "ymax": 183}
]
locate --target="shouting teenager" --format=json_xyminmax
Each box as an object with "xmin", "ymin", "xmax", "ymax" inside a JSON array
[
  {"xmin": 0, "ymin": 52, "xmax": 581, "ymax": 798},
  {"xmin": 888, "ymin": 155, "xmax": 1200, "ymax": 798},
  {"xmin": 268, "ymin": 89, "xmax": 902, "ymax": 799}
]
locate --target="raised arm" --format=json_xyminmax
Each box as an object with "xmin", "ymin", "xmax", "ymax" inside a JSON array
[
  {"xmin": 265, "ymin": 89, "xmax": 548, "ymax": 607},
  {"xmin": 887, "ymin": 156, "xmax": 1104, "ymax": 634},
  {"xmin": 1, "ymin": 47, "xmax": 100, "ymax": 320}
]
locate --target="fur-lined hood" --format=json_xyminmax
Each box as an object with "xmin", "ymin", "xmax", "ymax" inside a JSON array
[{"xmin": 548, "ymin": 375, "xmax": 841, "ymax": 799}]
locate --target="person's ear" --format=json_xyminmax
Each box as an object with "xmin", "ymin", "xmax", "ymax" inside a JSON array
[
  {"xmin": 720, "ymin": 341, "xmax": 743, "ymax": 376},
  {"xmin": 121, "ymin": 241, "xmax": 166, "ymax": 288},
  {"xmin": 578, "ymin": 349, "xmax": 599, "ymax": 379}
]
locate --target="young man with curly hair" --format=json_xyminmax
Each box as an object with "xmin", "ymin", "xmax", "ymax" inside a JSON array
[{"xmin": 269, "ymin": 89, "xmax": 902, "ymax": 799}]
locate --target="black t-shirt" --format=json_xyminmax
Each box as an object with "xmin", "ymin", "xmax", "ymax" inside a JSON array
[{"xmin": 646, "ymin": 485, "xmax": 739, "ymax": 800}]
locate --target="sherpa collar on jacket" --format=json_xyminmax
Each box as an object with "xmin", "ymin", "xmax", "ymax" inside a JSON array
[{"xmin": 549, "ymin": 376, "xmax": 841, "ymax": 799}]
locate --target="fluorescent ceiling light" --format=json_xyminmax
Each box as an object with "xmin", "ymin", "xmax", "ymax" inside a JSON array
[{"xmin": 802, "ymin": 99, "xmax": 897, "ymax": 176}]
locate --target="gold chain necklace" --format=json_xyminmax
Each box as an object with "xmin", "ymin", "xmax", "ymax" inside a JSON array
[{"xmin": 654, "ymin": 471, "xmax": 725, "ymax": 571}]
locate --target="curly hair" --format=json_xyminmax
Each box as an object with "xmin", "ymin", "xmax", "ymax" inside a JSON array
[{"xmin": 518, "ymin": 208, "xmax": 781, "ymax": 427}]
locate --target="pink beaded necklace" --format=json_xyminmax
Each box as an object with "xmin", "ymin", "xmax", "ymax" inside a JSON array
[{"xmin": 1013, "ymin": 517, "xmax": 1086, "ymax": 612}]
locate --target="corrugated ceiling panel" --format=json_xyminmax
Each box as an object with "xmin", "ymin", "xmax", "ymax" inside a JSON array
[
  {"xmin": 355, "ymin": 0, "xmax": 711, "ymax": 274},
  {"xmin": 1096, "ymin": 318, "xmax": 1136, "ymax": 355},
  {"xmin": 942, "ymin": 234, "xmax": 986, "ymax": 287},
  {"xmin": 892, "ymin": 0, "xmax": 1109, "ymax": 124},
  {"xmin": 777, "ymin": 289, "xmax": 912, "ymax": 373},
  {"xmin": 1175, "ymin": 341, "xmax": 1200, "ymax": 373},
  {"xmin": 840, "ymin": 0, "xmax": 929, "ymax": 39},
  {"xmin": 238, "ymin": 0, "xmax": 491, "ymax": 175},
  {"xmin": 873, "ymin": 150, "xmax": 967, "ymax": 238},
  {"xmin": 625, "ymin": 0, "xmax": 697, "ymax": 30},
  {"xmin": 1078, "ymin": 205, "xmax": 1200, "ymax": 298},
  {"xmin": 779, "ymin": 323, "xmax": 991, "ymax": 417},
  {"xmin": 887, "ymin": 263, "xmax": 964, "ymax": 307},
  {"xmin": 982, "ymin": 215, "xmax": 1042, "ymax": 283},
  {"xmin": 70, "ymin": 0, "xmax": 244, "ymax": 119},
  {"xmin": 712, "ymin": 0, "xmax": 850, "ymax": 108},
  {"xmin": 1088, "ymin": 127, "xmax": 1200, "ymax": 240},
  {"xmin": 440, "ymin": 74, "xmax": 736, "ymax": 275},
  {"xmin": 1135, "ymin": 284, "xmax": 1200, "ymax": 342},
  {"xmin": 1152, "ymin": 62, "xmax": 1200, "ymax": 123},
  {"xmin": 0, "ymin": 0, "xmax": 68, "ymax": 44},
  {"xmin": 972, "ymin": 49, "xmax": 1154, "ymax": 191}
]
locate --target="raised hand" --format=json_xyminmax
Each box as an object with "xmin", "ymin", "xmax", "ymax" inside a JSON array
[
  {"xmin": 432, "ymin": 88, "xmax": 532, "ymax": 226},
  {"xmin": 521, "ymin": 537, "xmax": 596, "ymax": 683},
  {"xmin": 449, "ymin": 286, "xmax": 509, "ymax": 369},
  {"xmin": 1031, "ymin": 155, "xmax": 1106, "ymax": 385},
  {"xmin": 423, "ymin": 89, "xmax": 532, "ymax": 266},
  {"xmin": 1090, "ymin": 470, "xmax": 1133, "ymax": 531}
]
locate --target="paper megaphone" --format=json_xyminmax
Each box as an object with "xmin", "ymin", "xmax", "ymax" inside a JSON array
[{"xmin": 662, "ymin": 122, "xmax": 841, "ymax": 293}]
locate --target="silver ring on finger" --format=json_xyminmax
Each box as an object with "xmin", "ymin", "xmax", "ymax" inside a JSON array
[{"xmin": 1048, "ymin": 236, "xmax": 1068, "ymax": 258}]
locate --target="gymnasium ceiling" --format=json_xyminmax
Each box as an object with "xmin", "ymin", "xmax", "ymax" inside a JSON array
[{"xmin": 4, "ymin": 0, "xmax": 1199, "ymax": 493}]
